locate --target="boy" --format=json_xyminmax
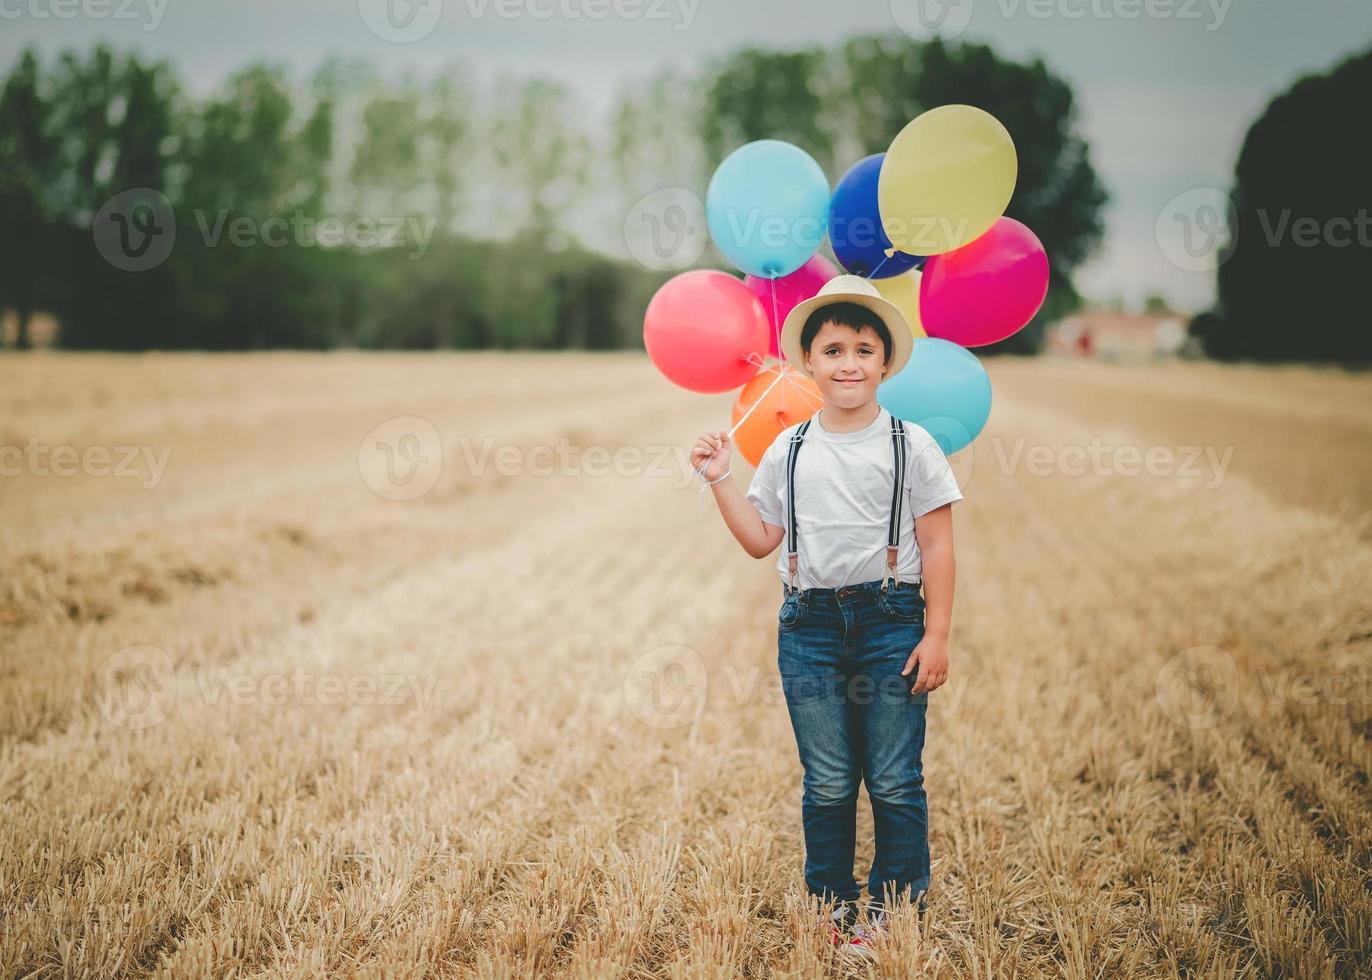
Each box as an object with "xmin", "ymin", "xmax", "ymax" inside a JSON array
[{"xmin": 689, "ymin": 274, "xmax": 962, "ymax": 958}]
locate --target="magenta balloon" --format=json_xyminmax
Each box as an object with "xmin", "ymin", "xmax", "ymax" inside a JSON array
[
  {"xmin": 744, "ymin": 253, "xmax": 841, "ymax": 359},
  {"xmin": 643, "ymin": 269, "xmax": 770, "ymax": 393},
  {"xmin": 919, "ymin": 218, "xmax": 1050, "ymax": 347}
]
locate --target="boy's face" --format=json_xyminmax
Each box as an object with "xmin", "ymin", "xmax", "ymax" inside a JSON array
[{"xmin": 803, "ymin": 319, "xmax": 890, "ymax": 407}]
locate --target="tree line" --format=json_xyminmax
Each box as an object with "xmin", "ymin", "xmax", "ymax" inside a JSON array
[
  {"xmin": 0, "ymin": 38, "xmax": 1107, "ymax": 353},
  {"xmin": 1190, "ymin": 45, "xmax": 1371, "ymax": 364}
]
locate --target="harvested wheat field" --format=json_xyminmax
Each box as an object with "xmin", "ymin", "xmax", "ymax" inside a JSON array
[{"xmin": 1, "ymin": 351, "xmax": 1370, "ymax": 978}]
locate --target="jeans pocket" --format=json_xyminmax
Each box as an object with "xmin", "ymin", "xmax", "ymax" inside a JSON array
[
  {"xmin": 779, "ymin": 593, "xmax": 806, "ymax": 631},
  {"xmin": 878, "ymin": 586, "xmax": 925, "ymax": 624}
]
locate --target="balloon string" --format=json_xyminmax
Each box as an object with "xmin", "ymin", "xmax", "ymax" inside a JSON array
[
  {"xmin": 727, "ymin": 364, "xmax": 791, "ymax": 439},
  {"xmin": 696, "ymin": 363, "xmax": 796, "ymax": 514},
  {"xmin": 867, "ymin": 252, "xmax": 891, "ymax": 280},
  {"xmin": 767, "ymin": 273, "xmax": 788, "ymax": 417}
]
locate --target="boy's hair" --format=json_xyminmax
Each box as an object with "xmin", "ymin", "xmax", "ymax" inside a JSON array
[{"xmin": 800, "ymin": 302, "xmax": 893, "ymax": 366}]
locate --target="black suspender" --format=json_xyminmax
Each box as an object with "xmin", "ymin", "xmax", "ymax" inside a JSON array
[
  {"xmin": 886, "ymin": 416, "xmax": 906, "ymax": 586},
  {"xmin": 784, "ymin": 418, "xmax": 813, "ymax": 593},
  {"xmin": 783, "ymin": 414, "xmax": 907, "ymax": 595}
]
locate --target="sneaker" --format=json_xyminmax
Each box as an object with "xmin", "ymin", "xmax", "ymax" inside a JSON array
[
  {"xmin": 842, "ymin": 909, "xmax": 888, "ymax": 958},
  {"xmin": 815, "ymin": 900, "xmax": 860, "ymax": 948}
]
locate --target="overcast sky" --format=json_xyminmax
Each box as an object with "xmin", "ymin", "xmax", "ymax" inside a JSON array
[{"xmin": 4, "ymin": 0, "xmax": 1369, "ymax": 312}]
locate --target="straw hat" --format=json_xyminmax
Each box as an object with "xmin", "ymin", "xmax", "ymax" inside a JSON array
[{"xmin": 779, "ymin": 273, "xmax": 913, "ymax": 379}]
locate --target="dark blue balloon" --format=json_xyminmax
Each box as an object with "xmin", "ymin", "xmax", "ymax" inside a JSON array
[{"xmin": 828, "ymin": 153, "xmax": 924, "ymax": 279}]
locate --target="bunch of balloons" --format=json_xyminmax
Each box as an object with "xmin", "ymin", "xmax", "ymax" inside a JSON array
[{"xmin": 643, "ymin": 105, "xmax": 1050, "ymax": 463}]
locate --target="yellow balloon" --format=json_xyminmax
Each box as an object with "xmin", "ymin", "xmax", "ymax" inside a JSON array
[
  {"xmin": 872, "ymin": 269, "xmax": 927, "ymax": 342},
  {"xmin": 878, "ymin": 104, "xmax": 1017, "ymax": 255}
]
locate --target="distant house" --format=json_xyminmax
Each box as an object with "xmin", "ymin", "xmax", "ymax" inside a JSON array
[
  {"xmin": 1, "ymin": 310, "xmax": 60, "ymax": 349},
  {"xmin": 1048, "ymin": 310, "xmax": 1192, "ymax": 361}
]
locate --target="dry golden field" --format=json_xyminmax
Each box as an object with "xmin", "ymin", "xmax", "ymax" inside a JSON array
[{"xmin": 1, "ymin": 351, "xmax": 1370, "ymax": 978}]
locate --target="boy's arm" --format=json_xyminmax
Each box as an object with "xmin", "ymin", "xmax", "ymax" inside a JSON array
[
  {"xmin": 904, "ymin": 502, "xmax": 956, "ymax": 694},
  {"xmin": 914, "ymin": 503, "xmax": 955, "ymax": 639},
  {"xmin": 710, "ymin": 475, "xmax": 786, "ymax": 559}
]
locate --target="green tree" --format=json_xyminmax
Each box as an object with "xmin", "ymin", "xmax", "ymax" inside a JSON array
[
  {"xmin": 350, "ymin": 80, "xmax": 424, "ymax": 219},
  {"xmin": 426, "ymin": 65, "xmax": 474, "ymax": 237},
  {"xmin": 37, "ymin": 45, "xmax": 180, "ymax": 349},
  {"xmin": 486, "ymin": 76, "xmax": 590, "ymax": 244},
  {"xmin": 1201, "ymin": 46, "xmax": 1372, "ymax": 363},
  {"xmin": 700, "ymin": 47, "xmax": 838, "ymax": 177},
  {"xmin": 1142, "ymin": 293, "xmax": 1171, "ymax": 315},
  {"xmin": 839, "ymin": 37, "xmax": 1108, "ymax": 354},
  {"xmin": 610, "ymin": 66, "xmax": 708, "ymax": 203},
  {"xmin": 180, "ymin": 63, "xmax": 302, "ymax": 219},
  {"xmin": 169, "ymin": 62, "xmax": 341, "ymax": 349},
  {"xmin": 0, "ymin": 49, "xmax": 60, "ymax": 349}
]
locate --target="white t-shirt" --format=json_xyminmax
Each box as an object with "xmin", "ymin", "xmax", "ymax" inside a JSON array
[{"xmin": 745, "ymin": 405, "xmax": 963, "ymax": 590}]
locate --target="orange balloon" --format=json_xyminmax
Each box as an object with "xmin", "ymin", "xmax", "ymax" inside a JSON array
[{"xmin": 730, "ymin": 365, "xmax": 822, "ymax": 467}]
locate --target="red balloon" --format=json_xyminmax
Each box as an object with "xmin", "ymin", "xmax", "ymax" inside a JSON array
[
  {"xmin": 919, "ymin": 217, "xmax": 1049, "ymax": 348},
  {"xmin": 744, "ymin": 253, "xmax": 841, "ymax": 359},
  {"xmin": 644, "ymin": 270, "xmax": 770, "ymax": 393}
]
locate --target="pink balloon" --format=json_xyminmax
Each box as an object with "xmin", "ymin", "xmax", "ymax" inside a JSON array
[
  {"xmin": 920, "ymin": 218, "xmax": 1050, "ymax": 348},
  {"xmin": 644, "ymin": 269, "xmax": 770, "ymax": 393},
  {"xmin": 744, "ymin": 253, "xmax": 841, "ymax": 359}
]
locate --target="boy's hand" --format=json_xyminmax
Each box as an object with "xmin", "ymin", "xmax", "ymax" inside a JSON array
[
  {"xmin": 689, "ymin": 430, "xmax": 732, "ymax": 482},
  {"xmin": 902, "ymin": 634, "xmax": 949, "ymax": 695}
]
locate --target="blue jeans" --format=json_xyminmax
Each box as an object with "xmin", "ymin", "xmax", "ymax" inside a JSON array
[{"xmin": 776, "ymin": 578, "xmax": 931, "ymax": 913}]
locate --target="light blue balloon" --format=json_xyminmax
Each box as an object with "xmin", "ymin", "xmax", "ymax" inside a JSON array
[
  {"xmin": 706, "ymin": 139, "xmax": 830, "ymax": 278},
  {"xmin": 877, "ymin": 338, "xmax": 991, "ymax": 455}
]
